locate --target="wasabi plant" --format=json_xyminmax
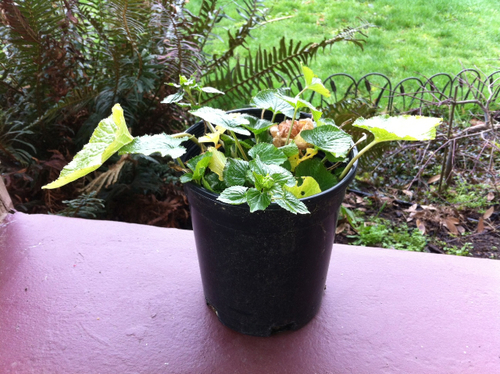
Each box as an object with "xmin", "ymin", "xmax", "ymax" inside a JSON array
[{"xmin": 43, "ymin": 66, "xmax": 442, "ymax": 214}]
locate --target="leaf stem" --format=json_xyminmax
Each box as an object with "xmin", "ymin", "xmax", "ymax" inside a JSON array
[
  {"xmin": 230, "ymin": 130, "xmax": 249, "ymax": 161},
  {"xmin": 339, "ymin": 140, "xmax": 379, "ymax": 180},
  {"xmin": 171, "ymin": 132, "xmax": 199, "ymax": 144},
  {"xmin": 285, "ymin": 106, "xmax": 300, "ymax": 144}
]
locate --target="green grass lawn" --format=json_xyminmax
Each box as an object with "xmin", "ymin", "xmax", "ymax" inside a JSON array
[{"xmin": 188, "ymin": 0, "xmax": 500, "ymax": 82}]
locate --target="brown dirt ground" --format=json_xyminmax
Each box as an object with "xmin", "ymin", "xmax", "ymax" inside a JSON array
[{"xmin": 335, "ymin": 191, "xmax": 500, "ymax": 259}]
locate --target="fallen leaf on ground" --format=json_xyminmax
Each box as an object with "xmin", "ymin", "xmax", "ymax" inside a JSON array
[
  {"xmin": 443, "ymin": 218, "xmax": 459, "ymax": 235},
  {"xmin": 416, "ymin": 219, "xmax": 426, "ymax": 234},
  {"xmin": 483, "ymin": 206, "xmax": 494, "ymax": 220},
  {"xmin": 477, "ymin": 217, "xmax": 485, "ymax": 233},
  {"xmin": 401, "ymin": 190, "xmax": 413, "ymax": 199},
  {"xmin": 405, "ymin": 204, "xmax": 419, "ymax": 213},
  {"xmin": 427, "ymin": 174, "xmax": 441, "ymax": 184},
  {"xmin": 470, "ymin": 119, "xmax": 485, "ymax": 126}
]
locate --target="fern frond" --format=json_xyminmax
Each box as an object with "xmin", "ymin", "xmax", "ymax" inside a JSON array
[
  {"xmin": 201, "ymin": 24, "xmax": 373, "ymax": 107},
  {"xmin": 204, "ymin": 0, "xmax": 267, "ymax": 73},
  {"xmin": 190, "ymin": 0, "xmax": 223, "ymax": 51}
]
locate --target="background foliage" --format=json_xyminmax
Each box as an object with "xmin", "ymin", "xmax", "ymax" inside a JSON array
[{"xmin": 0, "ymin": 0, "xmax": 368, "ymax": 224}]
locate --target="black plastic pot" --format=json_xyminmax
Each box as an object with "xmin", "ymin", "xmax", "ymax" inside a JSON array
[{"xmin": 181, "ymin": 109, "xmax": 358, "ymax": 337}]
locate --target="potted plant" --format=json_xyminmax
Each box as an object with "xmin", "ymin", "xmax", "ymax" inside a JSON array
[{"xmin": 43, "ymin": 66, "xmax": 441, "ymax": 336}]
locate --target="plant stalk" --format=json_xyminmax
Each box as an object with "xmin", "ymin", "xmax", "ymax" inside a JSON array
[
  {"xmin": 285, "ymin": 106, "xmax": 300, "ymax": 144},
  {"xmin": 230, "ymin": 130, "xmax": 249, "ymax": 161},
  {"xmin": 339, "ymin": 140, "xmax": 379, "ymax": 180}
]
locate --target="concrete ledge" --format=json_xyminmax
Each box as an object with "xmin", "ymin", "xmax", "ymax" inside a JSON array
[{"xmin": 1, "ymin": 212, "xmax": 500, "ymax": 373}]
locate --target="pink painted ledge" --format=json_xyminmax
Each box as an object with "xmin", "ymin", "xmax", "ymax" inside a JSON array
[{"xmin": 1, "ymin": 212, "xmax": 500, "ymax": 374}]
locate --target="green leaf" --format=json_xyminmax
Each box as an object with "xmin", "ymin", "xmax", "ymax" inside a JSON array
[
  {"xmin": 279, "ymin": 142, "xmax": 299, "ymax": 157},
  {"xmin": 276, "ymin": 94, "xmax": 323, "ymax": 122},
  {"xmin": 302, "ymin": 65, "xmax": 314, "ymax": 86},
  {"xmin": 224, "ymin": 159, "xmax": 250, "ymax": 186},
  {"xmin": 203, "ymin": 172, "xmax": 227, "ymax": 193},
  {"xmin": 248, "ymin": 143, "xmax": 287, "ymax": 165},
  {"xmin": 187, "ymin": 152, "xmax": 213, "ymax": 182},
  {"xmin": 253, "ymin": 172, "xmax": 275, "ymax": 191},
  {"xmin": 284, "ymin": 176, "xmax": 322, "ymax": 199},
  {"xmin": 250, "ymin": 88, "xmax": 295, "ymax": 118},
  {"xmin": 249, "ymin": 157, "xmax": 295, "ymax": 187},
  {"xmin": 300, "ymin": 125, "xmax": 352, "ymax": 158},
  {"xmin": 218, "ymin": 186, "xmax": 249, "ymax": 205},
  {"xmin": 302, "ymin": 65, "xmax": 330, "ymax": 97},
  {"xmin": 241, "ymin": 116, "xmax": 275, "ymax": 135},
  {"xmin": 353, "ymin": 115, "xmax": 442, "ymax": 142},
  {"xmin": 308, "ymin": 79, "xmax": 331, "ymax": 98},
  {"xmin": 272, "ymin": 188, "xmax": 310, "ymax": 214},
  {"xmin": 295, "ymin": 158, "xmax": 338, "ymax": 191},
  {"xmin": 190, "ymin": 107, "xmax": 251, "ymax": 135},
  {"xmin": 180, "ymin": 173, "xmax": 194, "ymax": 183},
  {"xmin": 200, "ymin": 87, "xmax": 225, "ymax": 95},
  {"xmin": 246, "ymin": 188, "xmax": 272, "ymax": 212},
  {"xmin": 161, "ymin": 92, "xmax": 184, "ymax": 104},
  {"xmin": 118, "ymin": 134, "xmax": 186, "ymax": 158},
  {"xmin": 42, "ymin": 104, "xmax": 134, "ymax": 189}
]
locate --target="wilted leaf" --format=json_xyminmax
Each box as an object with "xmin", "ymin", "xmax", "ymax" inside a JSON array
[
  {"xmin": 353, "ymin": 115, "xmax": 442, "ymax": 142},
  {"xmin": 402, "ymin": 190, "xmax": 413, "ymax": 199},
  {"xmin": 427, "ymin": 174, "xmax": 441, "ymax": 184},
  {"xmin": 477, "ymin": 217, "xmax": 485, "ymax": 233},
  {"xmin": 42, "ymin": 104, "xmax": 134, "ymax": 189},
  {"xmin": 443, "ymin": 218, "xmax": 458, "ymax": 235},
  {"xmin": 405, "ymin": 204, "xmax": 419, "ymax": 213},
  {"xmin": 416, "ymin": 219, "xmax": 426, "ymax": 234},
  {"xmin": 208, "ymin": 147, "xmax": 227, "ymax": 181},
  {"xmin": 483, "ymin": 206, "xmax": 494, "ymax": 220},
  {"xmin": 336, "ymin": 223, "xmax": 348, "ymax": 234}
]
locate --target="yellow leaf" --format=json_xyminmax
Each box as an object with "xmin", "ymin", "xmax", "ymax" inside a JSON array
[
  {"xmin": 207, "ymin": 147, "xmax": 226, "ymax": 181},
  {"xmin": 199, "ymin": 126, "xmax": 225, "ymax": 145},
  {"xmin": 288, "ymin": 148, "xmax": 318, "ymax": 172},
  {"xmin": 284, "ymin": 176, "xmax": 321, "ymax": 199}
]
